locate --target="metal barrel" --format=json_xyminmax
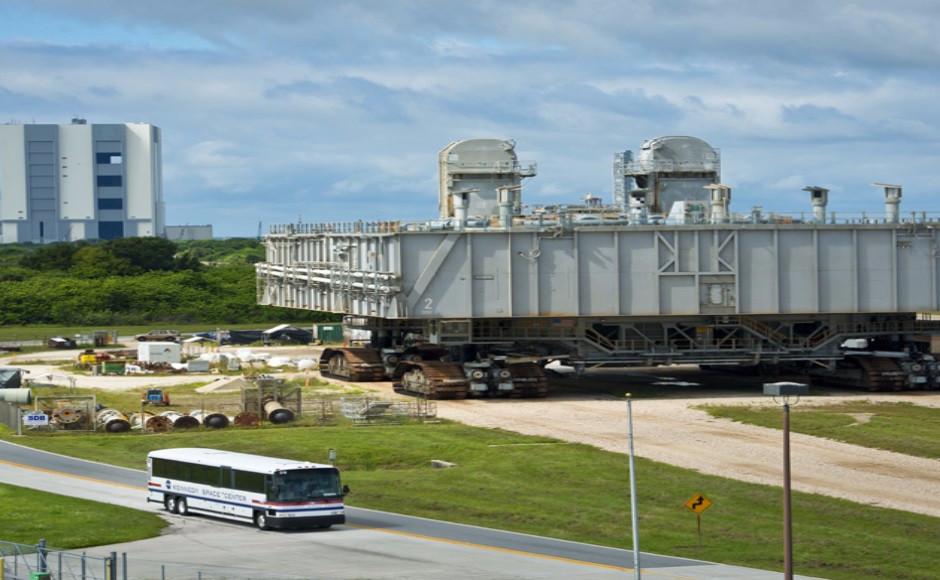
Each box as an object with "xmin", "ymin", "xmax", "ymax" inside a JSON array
[
  {"xmin": 264, "ymin": 400, "xmax": 295, "ymax": 424},
  {"xmin": 158, "ymin": 410, "xmax": 200, "ymax": 429},
  {"xmin": 96, "ymin": 408, "xmax": 131, "ymax": 433}
]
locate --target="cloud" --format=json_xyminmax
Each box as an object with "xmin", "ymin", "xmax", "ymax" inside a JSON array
[{"xmin": 0, "ymin": 0, "xmax": 938, "ymax": 236}]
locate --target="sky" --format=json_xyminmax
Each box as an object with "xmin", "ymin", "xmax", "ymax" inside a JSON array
[{"xmin": 1, "ymin": 0, "xmax": 939, "ymax": 238}]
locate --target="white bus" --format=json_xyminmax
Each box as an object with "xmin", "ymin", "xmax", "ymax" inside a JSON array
[{"xmin": 147, "ymin": 447, "xmax": 349, "ymax": 530}]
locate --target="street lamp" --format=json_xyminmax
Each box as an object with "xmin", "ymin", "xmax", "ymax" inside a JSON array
[
  {"xmin": 763, "ymin": 381, "xmax": 809, "ymax": 580},
  {"xmin": 625, "ymin": 394, "xmax": 641, "ymax": 579}
]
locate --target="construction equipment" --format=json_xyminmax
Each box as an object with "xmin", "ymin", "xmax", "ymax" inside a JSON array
[
  {"xmin": 257, "ymin": 137, "xmax": 940, "ymax": 396},
  {"xmin": 142, "ymin": 388, "xmax": 170, "ymax": 406}
]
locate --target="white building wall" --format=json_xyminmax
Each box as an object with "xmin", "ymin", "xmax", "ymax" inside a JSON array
[
  {"xmin": 125, "ymin": 123, "xmax": 155, "ymax": 221},
  {"xmin": 0, "ymin": 122, "xmax": 166, "ymax": 242},
  {"xmin": 0, "ymin": 124, "xmax": 28, "ymax": 242},
  {"xmin": 58, "ymin": 123, "xmax": 95, "ymax": 227}
]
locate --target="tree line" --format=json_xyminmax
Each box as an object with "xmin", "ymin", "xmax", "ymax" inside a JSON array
[{"xmin": 0, "ymin": 237, "xmax": 335, "ymax": 326}]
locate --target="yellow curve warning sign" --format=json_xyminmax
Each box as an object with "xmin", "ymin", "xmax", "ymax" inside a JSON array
[{"xmin": 684, "ymin": 493, "xmax": 713, "ymax": 515}]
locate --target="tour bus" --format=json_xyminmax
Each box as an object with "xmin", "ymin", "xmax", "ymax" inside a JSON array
[{"xmin": 147, "ymin": 447, "xmax": 349, "ymax": 530}]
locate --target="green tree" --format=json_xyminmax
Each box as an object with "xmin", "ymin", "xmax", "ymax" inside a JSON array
[
  {"xmin": 103, "ymin": 237, "xmax": 178, "ymax": 272},
  {"xmin": 70, "ymin": 246, "xmax": 136, "ymax": 278},
  {"xmin": 19, "ymin": 241, "xmax": 93, "ymax": 271}
]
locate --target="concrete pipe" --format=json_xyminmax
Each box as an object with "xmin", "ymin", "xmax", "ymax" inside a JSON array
[
  {"xmin": 264, "ymin": 400, "xmax": 295, "ymax": 424},
  {"xmin": 159, "ymin": 410, "xmax": 200, "ymax": 429},
  {"xmin": 0, "ymin": 388, "xmax": 32, "ymax": 405},
  {"xmin": 234, "ymin": 412, "xmax": 261, "ymax": 427},
  {"xmin": 96, "ymin": 408, "xmax": 131, "ymax": 433}
]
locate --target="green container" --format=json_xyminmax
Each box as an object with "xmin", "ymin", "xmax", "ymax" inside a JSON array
[
  {"xmin": 101, "ymin": 361, "xmax": 126, "ymax": 374},
  {"xmin": 31, "ymin": 572, "xmax": 52, "ymax": 579},
  {"xmin": 313, "ymin": 324, "xmax": 344, "ymax": 344}
]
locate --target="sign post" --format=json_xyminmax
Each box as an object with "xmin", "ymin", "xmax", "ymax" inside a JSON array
[{"xmin": 684, "ymin": 493, "xmax": 713, "ymax": 548}]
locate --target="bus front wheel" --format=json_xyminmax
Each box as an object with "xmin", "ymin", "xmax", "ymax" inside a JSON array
[{"xmin": 254, "ymin": 511, "xmax": 270, "ymax": 531}]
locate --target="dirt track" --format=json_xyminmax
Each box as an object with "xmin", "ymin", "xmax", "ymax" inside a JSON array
[{"xmin": 7, "ymin": 347, "xmax": 940, "ymax": 518}]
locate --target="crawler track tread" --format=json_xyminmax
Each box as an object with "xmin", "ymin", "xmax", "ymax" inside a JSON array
[
  {"xmin": 505, "ymin": 362, "xmax": 549, "ymax": 398},
  {"xmin": 319, "ymin": 348, "xmax": 387, "ymax": 382},
  {"xmin": 810, "ymin": 355, "xmax": 907, "ymax": 391},
  {"xmin": 395, "ymin": 361, "xmax": 468, "ymax": 400}
]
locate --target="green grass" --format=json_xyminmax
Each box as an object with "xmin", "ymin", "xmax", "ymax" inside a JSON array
[
  {"xmin": 2, "ymin": 418, "xmax": 938, "ymax": 579},
  {"xmin": 0, "ymin": 483, "xmax": 167, "ymax": 547},
  {"xmin": 701, "ymin": 400, "xmax": 940, "ymax": 459}
]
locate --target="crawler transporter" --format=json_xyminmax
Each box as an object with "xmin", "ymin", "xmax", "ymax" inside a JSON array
[{"xmin": 256, "ymin": 136, "xmax": 940, "ymax": 398}]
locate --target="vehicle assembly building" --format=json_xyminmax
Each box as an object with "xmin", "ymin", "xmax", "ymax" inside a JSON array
[
  {"xmin": 256, "ymin": 136, "xmax": 940, "ymax": 398},
  {"xmin": 0, "ymin": 118, "xmax": 165, "ymax": 243}
]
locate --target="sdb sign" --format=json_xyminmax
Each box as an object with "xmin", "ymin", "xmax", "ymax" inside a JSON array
[{"xmin": 23, "ymin": 412, "xmax": 49, "ymax": 426}]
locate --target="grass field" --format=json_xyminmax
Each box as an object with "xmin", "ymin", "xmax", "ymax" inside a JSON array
[
  {"xmin": 0, "ymin": 483, "xmax": 167, "ymax": 547},
  {"xmin": 701, "ymin": 400, "xmax": 940, "ymax": 459},
  {"xmin": 2, "ymin": 403, "xmax": 939, "ymax": 580}
]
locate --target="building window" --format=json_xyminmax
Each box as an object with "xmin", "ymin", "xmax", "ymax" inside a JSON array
[
  {"xmin": 97, "ymin": 175, "xmax": 123, "ymax": 187},
  {"xmin": 97, "ymin": 198, "xmax": 124, "ymax": 210},
  {"xmin": 96, "ymin": 152, "xmax": 123, "ymax": 164},
  {"xmin": 98, "ymin": 221, "xmax": 124, "ymax": 240}
]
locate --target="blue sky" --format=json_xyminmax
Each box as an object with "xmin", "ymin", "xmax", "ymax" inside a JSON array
[{"xmin": 1, "ymin": 0, "xmax": 939, "ymax": 237}]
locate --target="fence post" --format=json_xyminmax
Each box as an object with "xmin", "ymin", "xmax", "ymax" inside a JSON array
[{"xmin": 37, "ymin": 539, "xmax": 47, "ymax": 573}]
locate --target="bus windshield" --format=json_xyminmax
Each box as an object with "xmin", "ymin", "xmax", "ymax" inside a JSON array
[{"xmin": 272, "ymin": 468, "xmax": 342, "ymax": 502}]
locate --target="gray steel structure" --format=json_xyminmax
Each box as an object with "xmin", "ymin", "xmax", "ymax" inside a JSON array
[{"xmin": 257, "ymin": 137, "xmax": 940, "ymax": 386}]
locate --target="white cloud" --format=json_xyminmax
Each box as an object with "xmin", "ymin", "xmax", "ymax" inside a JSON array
[{"xmin": 1, "ymin": 0, "xmax": 938, "ymax": 235}]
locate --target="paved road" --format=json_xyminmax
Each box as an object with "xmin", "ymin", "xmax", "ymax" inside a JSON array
[{"xmin": 0, "ymin": 440, "xmax": 823, "ymax": 579}]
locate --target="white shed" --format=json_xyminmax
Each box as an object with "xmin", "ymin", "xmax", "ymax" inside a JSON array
[{"xmin": 138, "ymin": 342, "xmax": 181, "ymax": 364}]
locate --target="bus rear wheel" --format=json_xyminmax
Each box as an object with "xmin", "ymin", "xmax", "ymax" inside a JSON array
[
  {"xmin": 176, "ymin": 497, "xmax": 189, "ymax": 516},
  {"xmin": 164, "ymin": 495, "xmax": 176, "ymax": 513},
  {"xmin": 254, "ymin": 511, "xmax": 270, "ymax": 531}
]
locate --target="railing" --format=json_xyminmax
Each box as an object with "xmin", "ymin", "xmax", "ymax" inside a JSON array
[
  {"xmin": 1, "ymin": 539, "xmax": 311, "ymax": 580},
  {"xmin": 1, "ymin": 539, "xmax": 114, "ymax": 580},
  {"xmin": 266, "ymin": 210, "xmax": 940, "ymax": 236},
  {"xmin": 624, "ymin": 158, "xmax": 720, "ymax": 175}
]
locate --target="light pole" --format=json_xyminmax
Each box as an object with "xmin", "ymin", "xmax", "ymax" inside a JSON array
[
  {"xmin": 626, "ymin": 394, "xmax": 641, "ymax": 579},
  {"xmin": 763, "ymin": 382, "xmax": 809, "ymax": 580}
]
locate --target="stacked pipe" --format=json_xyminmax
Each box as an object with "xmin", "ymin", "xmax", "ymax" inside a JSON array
[
  {"xmin": 264, "ymin": 400, "xmax": 295, "ymax": 424},
  {"xmin": 96, "ymin": 408, "xmax": 131, "ymax": 433},
  {"xmin": 158, "ymin": 410, "xmax": 201, "ymax": 429},
  {"xmin": 130, "ymin": 412, "xmax": 172, "ymax": 433},
  {"xmin": 189, "ymin": 409, "xmax": 230, "ymax": 429}
]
